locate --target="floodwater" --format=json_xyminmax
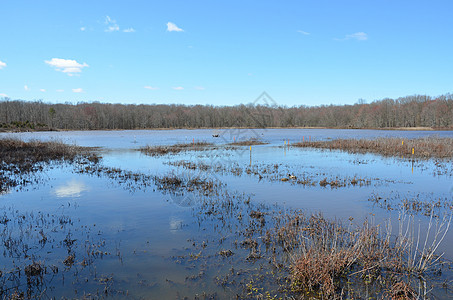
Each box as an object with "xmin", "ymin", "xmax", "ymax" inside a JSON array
[{"xmin": 1, "ymin": 128, "xmax": 453, "ymax": 299}]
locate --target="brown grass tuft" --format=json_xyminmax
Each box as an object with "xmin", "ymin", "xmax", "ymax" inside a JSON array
[
  {"xmin": 140, "ymin": 141, "xmax": 213, "ymax": 156},
  {"xmin": 293, "ymin": 137, "xmax": 453, "ymax": 159}
]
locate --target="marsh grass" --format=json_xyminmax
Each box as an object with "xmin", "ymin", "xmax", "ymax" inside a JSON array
[
  {"xmin": 272, "ymin": 211, "xmax": 452, "ymax": 298},
  {"xmin": 293, "ymin": 137, "xmax": 453, "ymax": 159},
  {"xmin": 0, "ymin": 138, "xmax": 99, "ymax": 194},
  {"xmin": 229, "ymin": 138, "xmax": 268, "ymax": 146},
  {"xmin": 0, "ymin": 138, "xmax": 97, "ymax": 166},
  {"xmin": 140, "ymin": 141, "xmax": 213, "ymax": 156}
]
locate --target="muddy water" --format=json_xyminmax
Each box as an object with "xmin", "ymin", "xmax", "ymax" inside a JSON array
[{"xmin": 1, "ymin": 129, "xmax": 453, "ymax": 299}]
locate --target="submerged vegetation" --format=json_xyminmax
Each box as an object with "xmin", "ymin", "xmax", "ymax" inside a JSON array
[
  {"xmin": 293, "ymin": 136, "xmax": 453, "ymax": 159},
  {"xmin": 0, "ymin": 136, "xmax": 452, "ymax": 298}
]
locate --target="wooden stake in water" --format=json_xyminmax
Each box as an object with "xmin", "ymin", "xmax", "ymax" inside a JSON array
[{"xmin": 250, "ymin": 146, "xmax": 252, "ymax": 166}]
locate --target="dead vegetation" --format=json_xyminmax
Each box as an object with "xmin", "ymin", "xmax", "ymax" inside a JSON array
[
  {"xmin": 269, "ymin": 211, "xmax": 452, "ymax": 298},
  {"xmin": 0, "ymin": 138, "xmax": 99, "ymax": 194},
  {"xmin": 293, "ymin": 137, "xmax": 453, "ymax": 159},
  {"xmin": 140, "ymin": 141, "xmax": 213, "ymax": 156},
  {"xmin": 0, "ymin": 138, "xmax": 98, "ymax": 166},
  {"xmin": 229, "ymin": 138, "xmax": 268, "ymax": 146}
]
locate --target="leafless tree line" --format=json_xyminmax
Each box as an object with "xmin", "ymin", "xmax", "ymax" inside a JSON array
[{"xmin": 1, "ymin": 93, "xmax": 452, "ymax": 130}]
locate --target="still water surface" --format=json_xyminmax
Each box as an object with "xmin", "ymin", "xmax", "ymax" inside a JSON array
[{"xmin": 1, "ymin": 128, "xmax": 452, "ymax": 298}]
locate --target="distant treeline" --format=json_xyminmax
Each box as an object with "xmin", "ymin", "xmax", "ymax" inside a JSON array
[{"xmin": 1, "ymin": 94, "xmax": 453, "ymax": 130}]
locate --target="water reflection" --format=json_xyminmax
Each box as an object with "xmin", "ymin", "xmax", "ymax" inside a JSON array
[
  {"xmin": 1, "ymin": 129, "xmax": 453, "ymax": 298},
  {"xmin": 54, "ymin": 179, "xmax": 89, "ymax": 198}
]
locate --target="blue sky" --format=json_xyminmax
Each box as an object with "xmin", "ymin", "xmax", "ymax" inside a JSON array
[{"xmin": 0, "ymin": 0, "xmax": 452, "ymax": 106}]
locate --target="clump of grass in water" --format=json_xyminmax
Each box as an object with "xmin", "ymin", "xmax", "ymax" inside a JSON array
[
  {"xmin": 0, "ymin": 138, "xmax": 99, "ymax": 193},
  {"xmin": 229, "ymin": 138, "xmax": 268, "ymax": 146},
  {"xmin": 273, "ymin": 210, "xmax": 452, "ymax": 298},
  {"xmin": 292, "ymin": 137, "xmax": 453, "ymax": 159},
  {"xmin": 140, "ymin": 141, "xmax": 213, "ymax": 156}
]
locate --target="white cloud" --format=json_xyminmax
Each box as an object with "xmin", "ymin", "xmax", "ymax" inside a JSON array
[
  {"xmin": 172, "ymin": 86, "xmax": 184, "ymax": 90},
  {"xmin": 297, "ymin": 30, "xmax": 310, "ymax": 35},
  {"xmin": 106, "ymin": 24, "xmax": 120, "ymax": 32},
  {"xmin": 56, "ymin": 89, "xmax": 64, "ymax": 92},
  {"xmin": 0, "ymin": 60, "xmax": 6, "ymax": 69},
  {"xmin": 167, "ymin": 22, "xmax": 184, "ymax": 32},
  {"xmin": 24, "ymin": 85, "xmax": 30, "ymax": 91},
  {"xmin": 0, "ymin": 93, "xmax": 8, "ymax": 98},
  {"xmin": 336, "ymin": 32, "xmax": 368, "ymax": 41},
  {"xmin": 72, "ymin": 88, "xmax": 84, "ymax": 93},
  {"xmin": 346, "ymin": 32, "xmax": 368, "ymax": 41},
  {"xmin": 194, "ymin": 86, "xmax": 205, "ymax": 90},
  {"xmin": 123, "ymin": 28, "xmax": 135, "ymax": 33},
  {"xmin": 144, "ymin": 86, "xmax": 159, "ymax": 90},
  {"xmin": 80, "ymin": 27, "xmax": 86, "ymax": 31},
  {"xmin": 105, "ymin": 15, "xmax": 120, "ymax": 32},
  {"xmin": 54, "ymin": 180, "xmax": 89, "ymax": 198},
  {"xmin": 40, "ymin": 89, "xmax": 46, "ymax": 92},
  {"xmin": 45, "ymin": 58, "xmax": 89, "ymax": 75}
]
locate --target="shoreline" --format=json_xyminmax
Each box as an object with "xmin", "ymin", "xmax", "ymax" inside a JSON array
[{"xmin": 0, "ymin": 126, "xmax": 452, "ymax": 133}]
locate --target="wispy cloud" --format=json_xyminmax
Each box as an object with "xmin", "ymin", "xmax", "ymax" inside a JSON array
[
  {"xmin": 167, "ymin": 22, "xmax": 184, "ymax": 32},
  {"xmin": 144, "ymin": 86, "xmax": 159, "ymax": 90},
  {"xmin": 80, "ymin": 27, "xmax": 86, "ymax": 31},
  {"xmin": 123, "ymin": 28, "xmax": 135, "ymax": 33},
  {"xmin": 45, "ymin": 58, "xmax": 89, "ymax": 76},
  {"xmin": 335, "ymin": 32, "xmax": 368, "ymax": 41},
  {"xmin": 0, "ymin": 60, "xmax": 6, "ymax": 69},
  {"xmin": 24, "ymin": 85, "xmax": 30, "ymax": 91},
  {"xmin": 194, "ymin": 86, "xmax": 205, "ymax": 90},
  {"xmin": 297, "ymin": 30, "xmax": 310, "ymax": 35},
  {"xmin": 105, "ymin": 15, "xmax": 120, "ymax": 32},
  {"xmin": 72, "ymin": 88, "xmax": 84, "ymax": 93},
  {"xmin": 172, "ymin": 86, "xmax": 184, "ymax": 90},
  {"xmin": 56, "ymin": 89, "xmax": 64, "ymax": 92},
  {"xmin": 40, "ymin": 89, "xmax": 46, "ymax": 92},
  {"xmin": 0, "ymin": 93, "xmax": 8, "ymax": 98}
]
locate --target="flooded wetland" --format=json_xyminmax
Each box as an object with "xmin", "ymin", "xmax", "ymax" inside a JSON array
[{"xmin": 1, "ymin": 128, "xmax": 453, "ymax": 299}]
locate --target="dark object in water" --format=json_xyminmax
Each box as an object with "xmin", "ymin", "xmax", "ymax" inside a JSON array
[{"xmin": 212, "ymin": 134, "xmax": 219, "ymax": 137}]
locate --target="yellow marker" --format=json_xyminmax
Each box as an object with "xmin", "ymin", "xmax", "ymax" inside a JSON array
[
  {"xmin": 284, "ymin": 140, "xmax": 286, "ymax": 145},
  {"xmin": 250, "ymin": 146, "xmax": 252, "ymax": 151},
  {"xmin": 402, "ymin": 140, "xmax": 404, "ymax": 145},
  {"xmin": 412, "ymin": 148, "xmax": 414, "ymax": 155}
]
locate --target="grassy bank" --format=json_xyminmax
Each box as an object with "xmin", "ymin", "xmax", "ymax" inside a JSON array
[{"xmin": 293, "ymin": 137, "xmax": 453, "ymax": 159}]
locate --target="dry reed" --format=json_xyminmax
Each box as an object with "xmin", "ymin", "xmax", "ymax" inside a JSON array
[{"xmin": 293, "ymin": 137, "xmax": 453, "ymax": 159}]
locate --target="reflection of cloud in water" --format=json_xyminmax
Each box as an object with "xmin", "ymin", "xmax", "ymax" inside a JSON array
[
  {"xmin": 169, "ymin": 216, "xmax": 183, "ymax": 232},
  {"xmin": 54, "ymin": 180, "xmax": 89, "ymax": 198}
]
